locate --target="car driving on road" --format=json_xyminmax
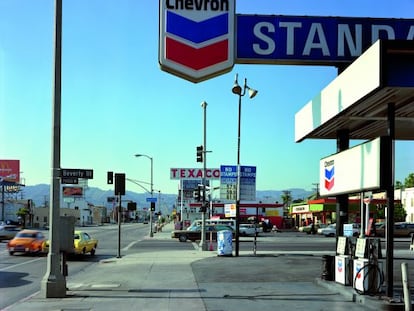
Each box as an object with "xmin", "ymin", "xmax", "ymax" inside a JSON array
[
  {"xmin": 239, "ymin": 223, "xmax": 262, "ymax": 236},
  {"xmin": 171, "ymin": 224, "xmax": 234, "ymax": 242},
  {"xmin": 7, "ymin": 229, "xmax": 47, "ymax": 255}
]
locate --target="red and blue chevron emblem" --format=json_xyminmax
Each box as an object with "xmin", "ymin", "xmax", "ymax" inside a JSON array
[
  {"xmin": 159, "ymin": 0, "xmax": 235, "ymax": 83},
  {"xmin": 324, "ymin": 166, "xmax": 335, "ymax": 191}
]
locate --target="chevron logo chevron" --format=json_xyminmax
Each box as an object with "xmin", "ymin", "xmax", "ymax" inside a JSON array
[
  {"xmin": 324, "ymin": 166, "xmax": 335, "ymax": 191},
  {"xmin": 159, "ymin": 0, "xmax": 235, "ymax": 83}
]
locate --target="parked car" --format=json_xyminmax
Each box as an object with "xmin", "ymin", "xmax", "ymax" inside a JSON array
[
  {"xmin": 0, "ymin": 225, "xmax": 21, "ymax": 240},
  {"xmin": 7, "ymin": 229, "xmax": 47, "ymax": 255},
  {"xmin": 300, "ymin": 223, "xmax": 326, "ymax": 234},
  {"xmin": 375, "ymin": 222, "xmax": 414, "ymax": 237},
  {"xmin": 318, "ymin": 224, "xmax": 337, "ymax": 237},
  {"xmin": 171, "ymin": 224, "xmax": 234, "ymax": 242},
  {"xmin": 44, "ymin": 230, "xmax": 98, "ymax": 255},
  {"xmin": 239, "ymin": 223, "xmax": 262, "ymax": 236},
  {"xmin": 317, "ymin": 223, "xmax": 360, "ymax": 237}
]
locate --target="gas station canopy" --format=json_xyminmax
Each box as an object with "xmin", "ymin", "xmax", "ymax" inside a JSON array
[{"xmin": 295, "ymin": 40, "xmax": 414, "ymax": 142}]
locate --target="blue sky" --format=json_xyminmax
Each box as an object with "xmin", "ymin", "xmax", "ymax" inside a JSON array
[{"xmin": 1, "ymin": 0, "xmax": 413, "ymax": 197}]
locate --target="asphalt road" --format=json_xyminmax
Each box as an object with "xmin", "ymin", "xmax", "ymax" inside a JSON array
[
  {"xmin": 0, "ymin": 223, "xmax": 148, "ymax": 310},
  {"xmin": 0, "ymin": 225, "xmax": 412, "ymax": 310}
]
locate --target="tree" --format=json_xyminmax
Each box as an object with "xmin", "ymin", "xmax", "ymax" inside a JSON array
[
  {"xmin": 376, "ymin": 203, "xmax": 406, "ymax": 222},
  {"xmin": 281, "ymin": 190, "xmax": 292, "ymax": 207},
  {"xmin": 404, "ymin": 173, "xmax": 414, "ymax": 188},
  {"xmin": 16, "ymin": 207, "xmax": 29, "ymax": 228}
]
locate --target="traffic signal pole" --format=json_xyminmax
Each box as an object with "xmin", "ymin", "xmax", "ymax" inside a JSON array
[{"xmin": 199, "ymin": 101, "xmax": 208, "ymax": 251}]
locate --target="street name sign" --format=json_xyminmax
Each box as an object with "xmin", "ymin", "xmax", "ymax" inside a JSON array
[
  {"xmin": 61, "ymin": 177, "xmax": 79, "ymax": 184},
  {"xmin": 61, "ymin": 168, "xmax": 94, "ymax": 179},
  {"xmin": 146, "ymin": 197, "xmax": 157, "ymax": 203}
]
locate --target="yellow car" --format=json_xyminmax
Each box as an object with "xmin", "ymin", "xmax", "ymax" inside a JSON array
[
  {"xmin": 45, "ymin": 230, "xmax": 98, "ymax": 256},
  {"xmin": 73, "ymin": 231, "xmax": 98, "ymax": 255}
]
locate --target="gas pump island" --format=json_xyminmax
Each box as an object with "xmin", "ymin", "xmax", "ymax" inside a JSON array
[{"xmin": 295, "ymin": 40, "xmax": 414, "ymax": 296}]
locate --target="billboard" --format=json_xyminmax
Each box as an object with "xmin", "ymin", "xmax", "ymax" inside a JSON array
[
  {"xmin": 62, "ymin": 186, "xmax": 83, "ymax": 197},
  {"xmin": 319, "ymin": 137, "xmax": 387, "ymax": 196},
  {"xmin": 0, "ymin": 160, "xmax": 20, "ymax": 183}
]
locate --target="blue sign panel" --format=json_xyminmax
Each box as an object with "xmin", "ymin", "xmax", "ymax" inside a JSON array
[
  {"xmin": 146, "ymin": 197, "xmax": 157, "ymax": 203},
  {"xmin": 220, "ymin": 165, "xmax": 237, "ymax": 200},
  {"xmin": 240, "ymin": 166, "xmax": 256, "ymax": 201},
  {"xmin": 219, "ymin": 165, "xmax": 256, "ymax": 201},
  {"xmin": 236, "ymin": 15, "xmax": 414, "ymax": 65}
]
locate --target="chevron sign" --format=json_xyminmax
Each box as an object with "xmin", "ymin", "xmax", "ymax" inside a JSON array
[
  {"xmin": 324, "ymin": 164, "xmax": 335, "ymax": 191},
  {"xmin": 159, "ymin": 0, "xmax": 235, "ymax": 83}
]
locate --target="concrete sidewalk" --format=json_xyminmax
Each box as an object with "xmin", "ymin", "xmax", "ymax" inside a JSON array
[{"xmin": 4, "ymin": 222, "xmax": 413, "ymax": 311}]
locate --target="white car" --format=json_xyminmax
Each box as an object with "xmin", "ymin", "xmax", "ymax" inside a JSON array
[
  {"xmin": 318, "ymin": 224, "xmax": 336, "ymax": 237},
  {"xmin": 317, "ymin": 223, "xmax": 360, "ymax": 237},
  {"xmin": 239, "ymin": 224, "xmax": 262, "ymax": 236}
]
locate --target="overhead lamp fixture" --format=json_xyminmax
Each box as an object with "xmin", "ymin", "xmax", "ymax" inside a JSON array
[
  {"xmin": 246, "ymin": 86, "xmax": 258, "ymax": 99},
  {"xmin": 232, "ymin": 74, "xmax": 242, "ymax": 95},
  {"xmin": 231, "ymin": 73, "xmax": 258, "ymax": 98}
]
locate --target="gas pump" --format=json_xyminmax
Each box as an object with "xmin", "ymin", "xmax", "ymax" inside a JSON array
[
  {"xmin": 353, "ymin": 238, "xmax": 384, "ymax": 294},
  {"xmin": 335, "ymin": 236, "xmax": 354, "ymax": 285}
]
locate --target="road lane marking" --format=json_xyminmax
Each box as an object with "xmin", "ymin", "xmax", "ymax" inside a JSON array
[{"xmin": 0, "ymin": 257, "xmax": 44, "ymax": 271}]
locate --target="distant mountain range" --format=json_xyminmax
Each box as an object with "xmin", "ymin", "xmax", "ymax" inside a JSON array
[{"xmin": 16, "ymin": 184, "xmax": 313, "ymax": 211}]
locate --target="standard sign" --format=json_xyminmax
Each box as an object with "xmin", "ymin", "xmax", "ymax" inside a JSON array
[
  {"xmin": 160, "ymin": 6, "xmax": 414, "ymax": 82},
  {"xmin": 159, "ymin": 0, "xmax": 235, "ymax": 82},
  {"xmin": 236, "ymin": 15, "xmax": 414, "ymax": 65},
  {"xmin": 61, "ymin": 168, "xmax": 94, "ymax": 179}
]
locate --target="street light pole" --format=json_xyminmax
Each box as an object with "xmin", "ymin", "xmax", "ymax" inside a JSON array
[
  {"xmin": 41, "ymin": 0, "xmax": 66, "ymax": 298},
  {"xmin": 135, "ymin": 154, "xmax": 154, "ymax": 237},
  {"xmin": 231, "ymin": 74, "xmax": 258, "ymax": 257},
  {"xmin": 200, "ymin": 101, "xmax": 208, "ymax": 251}
]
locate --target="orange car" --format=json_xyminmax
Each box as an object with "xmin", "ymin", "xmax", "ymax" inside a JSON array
[{"xmin": 7, "ymin": 229, "xmax": 47, "ymax": 255}]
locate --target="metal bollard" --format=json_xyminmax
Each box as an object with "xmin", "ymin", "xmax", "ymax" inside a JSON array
[{"xmin": 402, "ymin": 262, "xmax": 412, "ymax": 311}]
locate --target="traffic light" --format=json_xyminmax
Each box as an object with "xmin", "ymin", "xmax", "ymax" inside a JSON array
[
  {"xmin": 107, "ymin": 171, "xmax": 113, "ymax": 184},
  {"xmin": 193, "ymin": 186, "xmax": 202, "ymax": 202},
  {"xmin": 114, "ymin": 173, "xmax": 125, "ymax": 195},
  {"xmin": 150, "ymin": 202, "xmax": 156, "ymax": 211},
  {"xmin": 196, "ymin": 145, "xmax": 203, "ymax": 162},
  {"xmin": 200, "ymin": 202, "xmax": 207, "ymax": 213}
]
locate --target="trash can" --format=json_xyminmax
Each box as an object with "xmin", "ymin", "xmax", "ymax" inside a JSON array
[
  {"xmin": 321, "ymin": 255, "xmax": 334, "ymax": 281},
  {"xmin": 217, "ymin": 230, "xmax": 233, "ymax": 256}
]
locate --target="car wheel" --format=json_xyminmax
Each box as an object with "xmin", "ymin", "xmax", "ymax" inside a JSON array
[
  {"xmin": 9, "ymin": 251, "xmax": 14, "ymax": 256},
  {"xmin": 82, "ymin": 247, "xmax": 87, "ymax": 255},
  {"xmin": 178, "ymin": 234, "xmax": 188, "ymax": 242},
  {"xmin": 91, "ymin": 247, "xmax": 96, "ymax": 256}
]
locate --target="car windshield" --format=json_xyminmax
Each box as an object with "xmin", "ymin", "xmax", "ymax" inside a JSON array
[{"xmin": 16, "ymin": 232, "xmax": 38, "ymax": 238}]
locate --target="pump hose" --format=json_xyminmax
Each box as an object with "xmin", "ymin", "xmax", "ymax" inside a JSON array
[{"xmin": 353, "ymin": 263, "xmax": 384, "ymax": 295}]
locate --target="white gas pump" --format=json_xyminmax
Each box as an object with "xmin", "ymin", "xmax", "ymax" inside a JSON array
[
  {"xmin": 353, "ymin": 238, "xmax": 384, "ymax": 294},
  {"xmin": 335, "ymin": 236, "xmax": 353, "ymax": 285}
]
